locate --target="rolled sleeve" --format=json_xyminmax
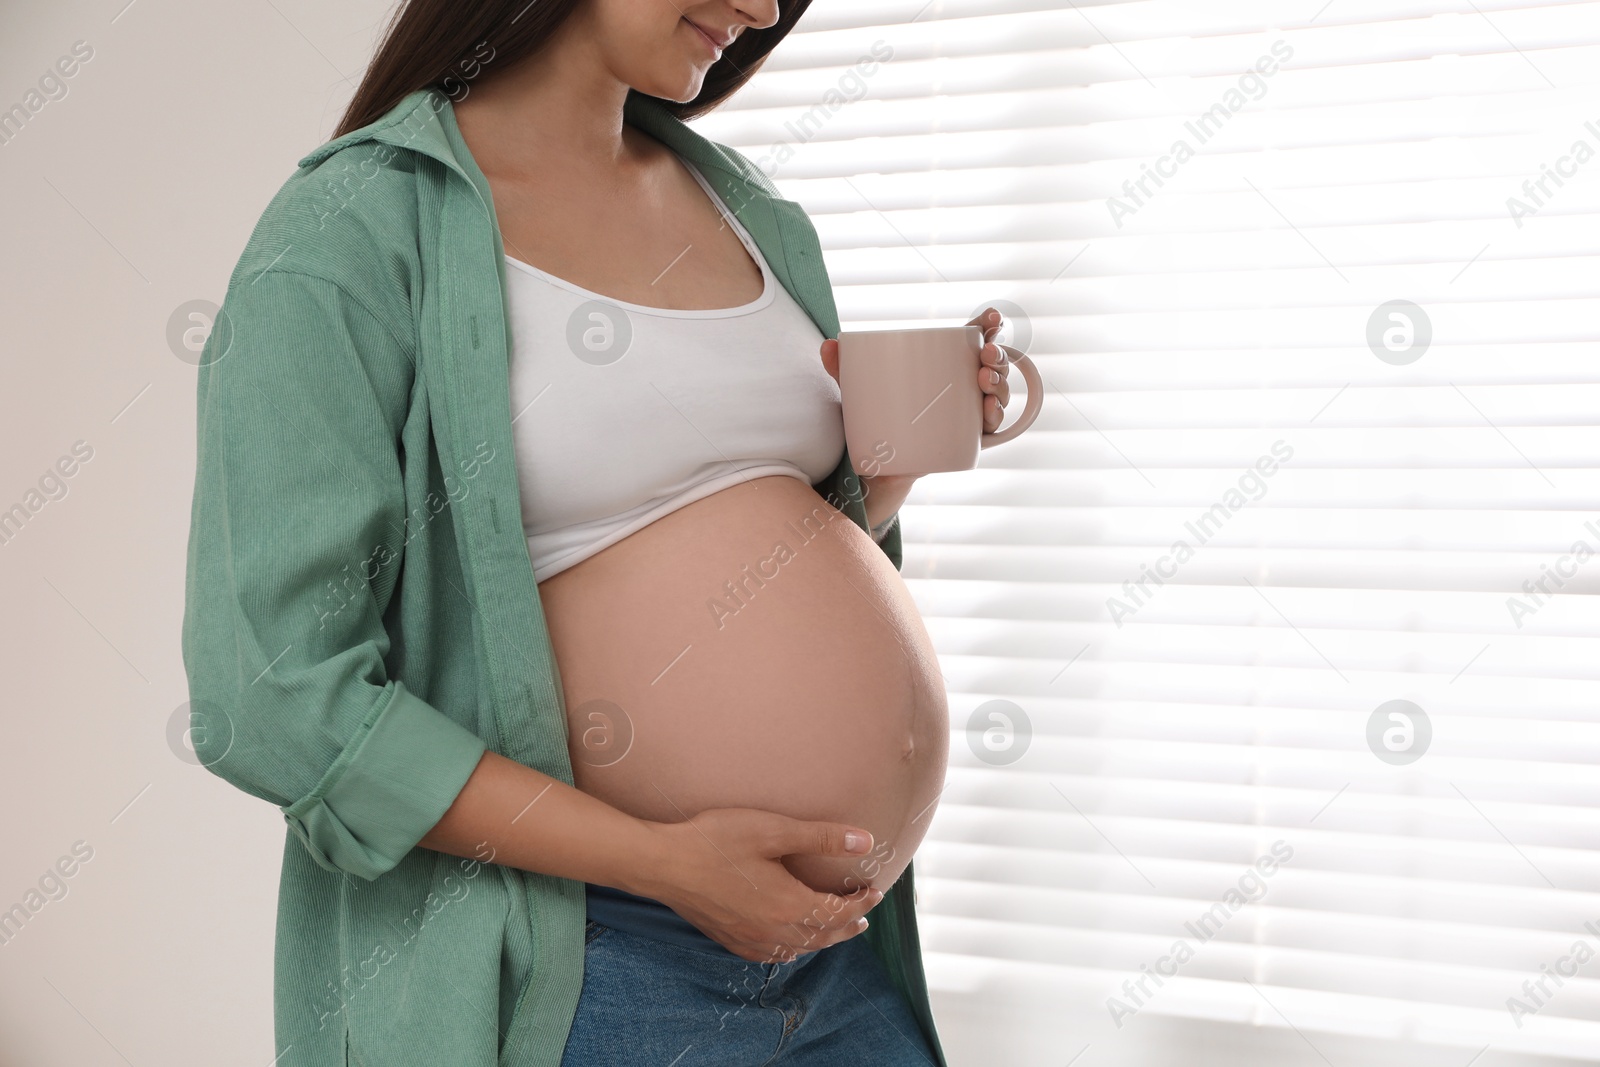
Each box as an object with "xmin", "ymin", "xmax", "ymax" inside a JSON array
[{"xmin": 282, "ymin": 681, "xmax": 486, "ymax": 880}]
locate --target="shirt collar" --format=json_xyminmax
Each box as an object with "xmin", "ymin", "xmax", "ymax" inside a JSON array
[
  {"xmin": 292, "ymin": 86, "xmax": 830, "ymax": 337},
  {"xmin": 297, "ymin": 86, "xmax": 776, "ymax": 204}
]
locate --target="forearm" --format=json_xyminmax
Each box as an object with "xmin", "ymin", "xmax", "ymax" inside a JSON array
[
  {"xmin": 862, "ymin": 473, "xmax": 916, "ymax": 533},
  {"xmin": 418, "ymin": 749, "xmax": 666, "ymax": 896}
]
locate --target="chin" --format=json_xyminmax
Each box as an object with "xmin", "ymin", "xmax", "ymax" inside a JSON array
[{"xmin": 634, "ymin": 68, "xmax": 708, "ymax": 105}]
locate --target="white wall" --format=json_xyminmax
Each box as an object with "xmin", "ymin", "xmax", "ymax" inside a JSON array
[{"xmin": 0, "ymin": 2, "xmax": 397, "ymax": 1062}]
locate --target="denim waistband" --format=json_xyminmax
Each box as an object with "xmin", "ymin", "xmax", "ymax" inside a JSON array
[{"xmin": 585, "ymin": 883, "xmax": 744, "ymax": 959}]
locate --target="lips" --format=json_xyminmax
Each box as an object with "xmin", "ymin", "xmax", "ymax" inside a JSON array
[{"xmin": 684, "ymin": 18, "xmax": 732, "ymax": 51}]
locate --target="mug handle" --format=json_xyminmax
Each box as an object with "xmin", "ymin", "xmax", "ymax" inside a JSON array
[{"xmin": 980, "ymin": 343, "xmax": 1045, "ymax": 449}]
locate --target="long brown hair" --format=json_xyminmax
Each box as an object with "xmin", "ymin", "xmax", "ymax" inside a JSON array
[{"xmin": 333, "ymin": 0, "xmax": 812, "ymax": 138}]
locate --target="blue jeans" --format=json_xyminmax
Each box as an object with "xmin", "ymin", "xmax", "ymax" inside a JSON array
[{"xmin": 559, "ymin": 885, "xmax": 938, "ymax": 1066}]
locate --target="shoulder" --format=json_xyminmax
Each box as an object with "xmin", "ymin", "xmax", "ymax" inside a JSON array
[{"xmin": 222, "ymin": 139, "xmax": 429, "ymax": 348}]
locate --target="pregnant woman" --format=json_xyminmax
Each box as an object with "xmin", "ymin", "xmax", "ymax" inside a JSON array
[{"xmin": 181, "ymin": 1, "xmax": 1015, "ymax": 1065}]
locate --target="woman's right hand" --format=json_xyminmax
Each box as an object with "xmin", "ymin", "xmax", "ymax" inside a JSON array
[{"xmin": 630, "ymin": 807, "xmax": 887, "ymax": 964}]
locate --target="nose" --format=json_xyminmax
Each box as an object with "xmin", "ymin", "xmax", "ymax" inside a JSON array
[{"xmin": 732, "ymin": 0, "xmax": 781, "ymax": 33}]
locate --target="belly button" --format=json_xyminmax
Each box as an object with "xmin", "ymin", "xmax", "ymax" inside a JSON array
[{"xmin": 901, "ymin": 735, "xmax": 916, "ymax": 761}]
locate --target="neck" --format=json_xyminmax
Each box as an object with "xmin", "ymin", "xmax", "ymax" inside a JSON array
[{"xmin": 451, "ymin": 21, "xmax": 645, "ymax": 182}]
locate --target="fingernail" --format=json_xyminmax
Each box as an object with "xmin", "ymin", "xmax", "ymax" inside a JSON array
[{"xmin": 844, "ymin": 830, "xmax": 871, "ymax": 852}]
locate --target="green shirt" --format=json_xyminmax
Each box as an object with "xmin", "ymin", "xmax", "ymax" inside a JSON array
[{"xmin": 181, "ymin": 86, "xmax": 943, "ymax": 1067}]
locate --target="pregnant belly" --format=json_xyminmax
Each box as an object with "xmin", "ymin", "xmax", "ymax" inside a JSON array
[{"xmin": 535, "ymin": 474, "xmax": 949, "ymax": 896}]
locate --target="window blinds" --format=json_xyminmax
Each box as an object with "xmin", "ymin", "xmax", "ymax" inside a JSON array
[{"xmin": 693, "ymin": 2, "xmax": 1600, "ymax": 1063}]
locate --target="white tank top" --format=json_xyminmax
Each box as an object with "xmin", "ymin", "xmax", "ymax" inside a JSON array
[{"xmin": 503, "ymin": 154, "xmax": 846, "ymax": 583}]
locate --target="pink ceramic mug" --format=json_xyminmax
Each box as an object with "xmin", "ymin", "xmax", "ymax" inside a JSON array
[{"xmin": 838, "ymin": 325, "xmax": 1045, "ymax": 477}]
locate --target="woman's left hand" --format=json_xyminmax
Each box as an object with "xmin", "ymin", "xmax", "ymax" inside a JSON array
[
  {"xmin": 818, "ymin": 305, "xmax": 1014, "ymax": 435},
  {"xmin": 819, "ymin": 306, "xmax": 1014, "ymax": 530},
  {"xmin": 970, "ymin": 306, "xmax": 1014, "ymax": 434}
]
